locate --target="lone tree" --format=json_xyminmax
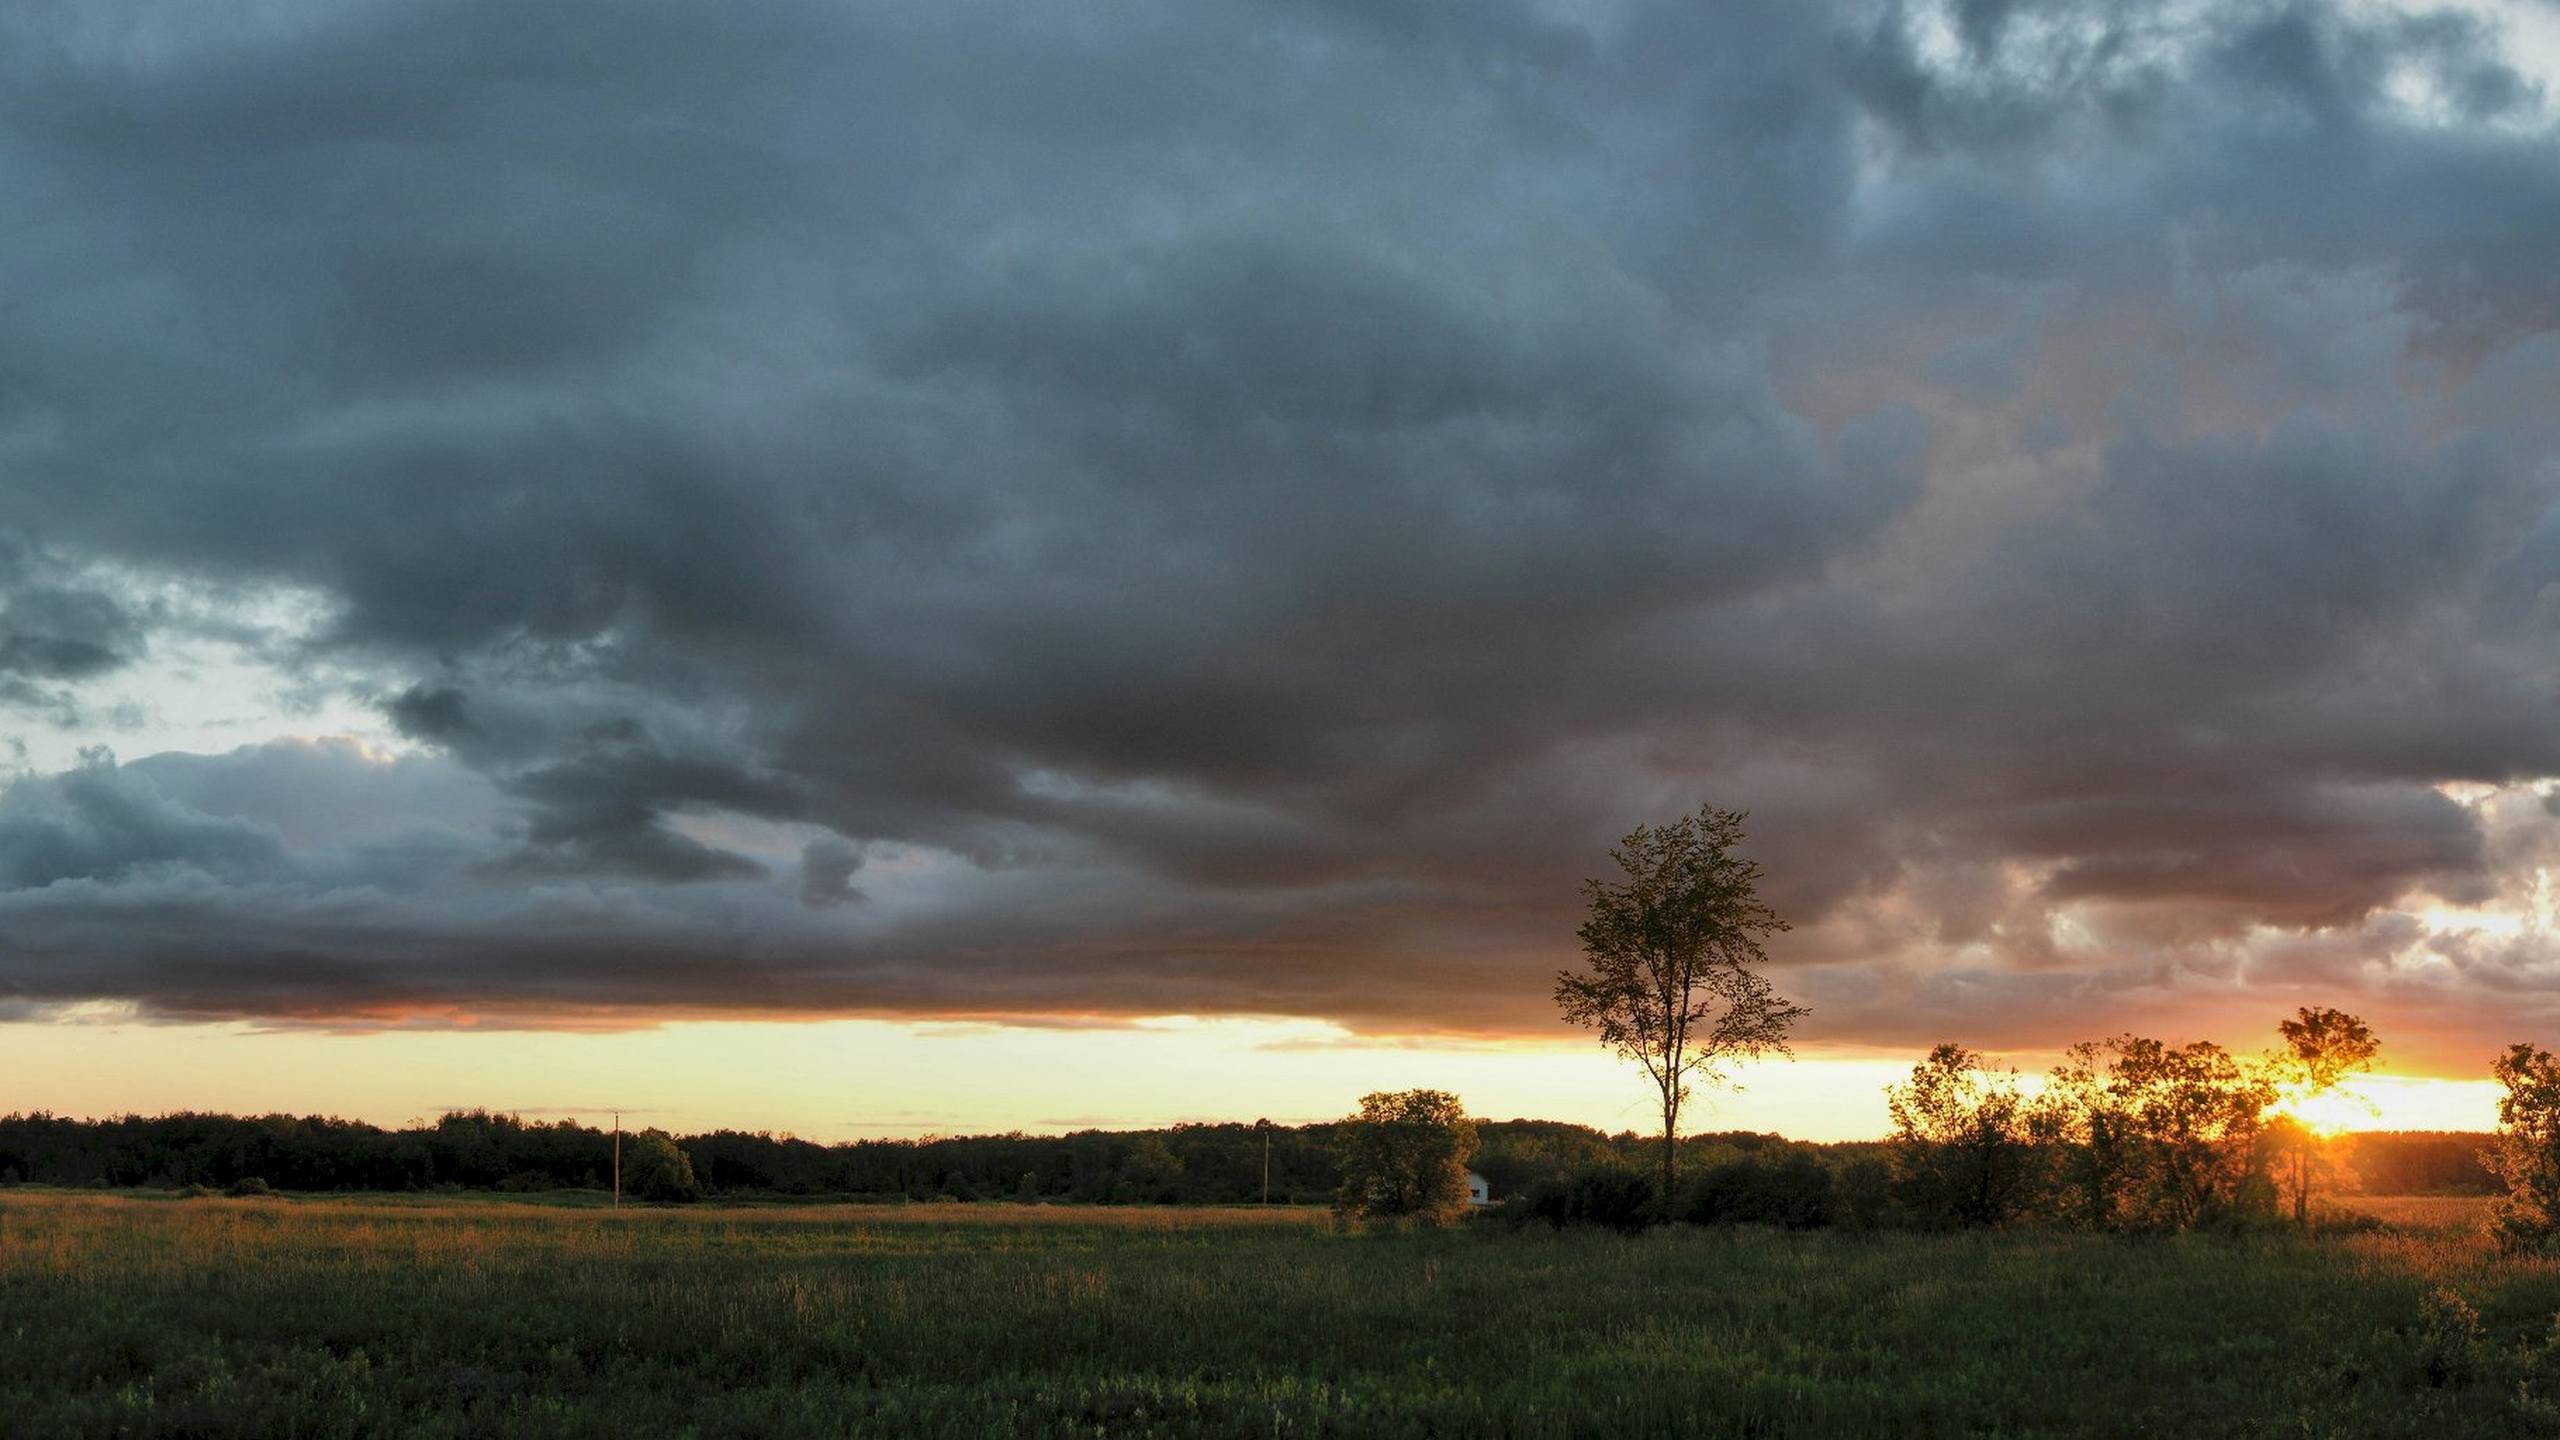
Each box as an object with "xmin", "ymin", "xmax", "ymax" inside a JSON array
[
  {"xmin": 1334, "ymin": 1089, "xmax": 1478, "ymax": 1225},
  {"xmin": 2271, "ymin": 1006, "xmax": 2381, "ymax": 1224},
  {"xmin": 1556, "ymin": 805, "xmax": 1806, "ymax": 1206},
  {"xmin": 622, "ymin": 1129, "xmax": 703, "ymax": 1203}
]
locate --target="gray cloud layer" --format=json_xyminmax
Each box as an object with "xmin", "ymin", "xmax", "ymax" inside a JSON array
[{"xmin": 3, "ymin": 0, "xmax": 2559, "ymax": 1066}]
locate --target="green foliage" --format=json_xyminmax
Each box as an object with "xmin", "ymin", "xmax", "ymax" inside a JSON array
[
  {"xmin": 2487, "ymin": 1043, "xmax": 2560, "ymax": 1253},
  {"xmin": 1557, "ymin": 805, "xmax": 1805, "ymax": 1202},
  {"xmin": 2414, "ymin": 1286, "xmax": 2488, "ymax": 1388},
  {"xmin": 225, "ymin": 1177, "xmax": 273, "ymax": 1198},
  {"xmin": 1468, "ymin": 1119, "xmax": 1630, "ymax": 1197},
  {"xmin": 1334, "ymin": 1090, "xmax": 1476, "ymax": 1225},
  {"xmin": 1884, "ymin": 1044, "xmax": 2040, "ymax": 1229},
  {"xmin": 622, "ymin": 1130, "xmax": 702, "ymax": 1204},
  {"xmin": 0, "ymin": 1111, "xmax": 1358, "ymax": 1205},
  {"xmin": 1116, "ymin": 1137, "xmax": 1184, "ymax": 1204}
]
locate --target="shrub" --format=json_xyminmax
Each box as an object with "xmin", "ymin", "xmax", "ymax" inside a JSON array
[
  {"xmin": 1680, "ymin": 1152, "xmax": 1833, "ymax": 1229},
  {"xmin": 1835, "ymin": 1154, "xmax": 1892, "ymax": 1230},
  {"xmin": 496, "ymin": 1170, "xmax": 551, "ymax": 1194},
  {"xmin": 1568, "ymin": 1166, "xmax": 1657, "ymax": 1235},
  {"xmin": 1496, "ymin": 1177, "xmax": 1573, "ymax": 1231},
  {"xmin": 2414, "ymin": 1287, "xmax": 2487, "ymax": 1389},
  {"xmin": 226, "ymin": 1177, "xmax": 273, "ymax": 1197}
]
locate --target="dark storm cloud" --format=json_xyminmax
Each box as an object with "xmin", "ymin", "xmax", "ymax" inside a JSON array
[
  {"xmin": 3, "ymin": 0, "xmax": 2560, "ymax": 1062},
  {"xmin": 386, "ymin": 687, "xmax": 470, "ymax": 744},
  {"xmin": 487, "ymin": 746, "xmax": 804, "ymax": 883},
  {"xmin": 799, "ymin": 837, "xmax": 864, "ymax": 910},
  {"xmin": 0, "ymin": 755, "xmax": 286, "ymax": 890},
  {"xmin": 0, "ymin": 537, "xmax": 146, "ymax": 694}
]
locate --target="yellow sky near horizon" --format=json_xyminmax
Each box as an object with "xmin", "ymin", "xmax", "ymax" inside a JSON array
[{"xmin": 0, "ymin": 1013, "xmax": 2506, "ymax": 1141}]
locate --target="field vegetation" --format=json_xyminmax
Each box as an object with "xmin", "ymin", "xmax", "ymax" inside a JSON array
[{"xmin": 8, "ymin": 1186, "xmax": 2560, "ymax": 1438}]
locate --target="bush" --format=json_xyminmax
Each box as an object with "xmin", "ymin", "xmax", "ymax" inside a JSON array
[
  {"xmin": 1835, "ymin": 1154, "xmax": 1892, "ymax": 1230},
  {"xmin": 226, "ymin": 1177, "xmax": 273, "ymax": 1197},
  {"xmin": 2414, "ymin": 1287, "xmax": 2488, "ymax": 1389},
  {"xmin": 1568, "ymin": 1166, "xmax": 1657, "ymax": 1235},
  {"xmin": 1491, "ymin": 1167, "xmax": 1655, "ymax": 1233},
  {"xmin": 1679, "ymin": 1152, "xmax": 1833, "ymax": 1229},
  {"xmin": 1495, "ymin": 1178, "xmax": 1572, "ymax": 1231},
  {"xmin": 496, "ymin": 1170, "xmax": 551, "ymax": 1194}
]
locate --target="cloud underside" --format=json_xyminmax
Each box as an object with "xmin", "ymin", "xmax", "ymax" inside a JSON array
[{"xmin": 4, "ymin": 0, "xmax": 2560, "ymax": 1069}]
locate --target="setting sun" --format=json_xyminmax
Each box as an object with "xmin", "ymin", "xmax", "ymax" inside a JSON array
[{"xmin": 2277, "ymin": 1087, "xmax": 2380, "ymax": 1138}]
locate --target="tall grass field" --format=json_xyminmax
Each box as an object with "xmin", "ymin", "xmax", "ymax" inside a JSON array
[{"xmin": 9, "ymin": 1188, "xmax": 2560, "ymax": 1437}]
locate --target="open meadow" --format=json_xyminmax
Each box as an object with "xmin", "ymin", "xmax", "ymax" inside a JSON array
[{"xmin": 9, "ymin": 1187, "xmax": 2560, "ymax": 1438}]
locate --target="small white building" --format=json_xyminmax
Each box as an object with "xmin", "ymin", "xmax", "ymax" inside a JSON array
[{"xmin": 1465, "ymin": 1169, "xmax": 1491, "ymax": 1207}]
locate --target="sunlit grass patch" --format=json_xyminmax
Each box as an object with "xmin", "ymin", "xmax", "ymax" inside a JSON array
[{"xmin": 2341, "ymin": 1193, "xmax": 2495, "ymax": 1232}]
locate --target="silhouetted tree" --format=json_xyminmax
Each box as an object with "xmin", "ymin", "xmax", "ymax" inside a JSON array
[
  {"xmin": 1885, "ymin": 1043, "xmax": 2039, "ymax": 1227},
  {"xmin": 2041, "ymin": 1035, "xmax": 2276, "ymax": 1231},
  {"xmin": 2486, "ymin": 1043, "xmax": 2560, "ymax": 1252},
  {"xmin": 2271, "ymin": 1006, "xmax": 2380, "ymax": 1224},
  {"xmin": 1556, "ymin": 806, "xmax": 1805, "ymax": 1208},
  {"xmin": 1335, "ymin": 1089, "xmax": 1477, "ymax": 1224}
]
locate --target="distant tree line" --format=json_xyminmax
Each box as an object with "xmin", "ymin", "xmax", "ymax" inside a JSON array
[
  {"xmin": 0, "ymin": 1106, "xmax": 1814, "ymax": 1204},
  {"xmin": 0, "ymin": 1098, "xmax": 2496, "ymax": 1218}
]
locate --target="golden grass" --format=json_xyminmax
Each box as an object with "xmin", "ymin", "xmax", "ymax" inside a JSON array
[{"xmin": 2338, "ymin": 1194, "xmax": 2496, "ymax": 1231}]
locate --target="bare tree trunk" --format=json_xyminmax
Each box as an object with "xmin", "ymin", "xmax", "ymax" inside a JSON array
[{"xmin": 1660, "ymin": 1090, "xmax": 1680, "ymax": 1214}]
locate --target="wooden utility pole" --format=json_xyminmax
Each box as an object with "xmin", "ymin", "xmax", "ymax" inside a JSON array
[
  {"xmin": 1254, "ymin": 1118, "xmax": 1272, "ymax": 1206},
  {"xmin": 612, "ymin": 1110, "xmax": 622, "ymax": 1210}
]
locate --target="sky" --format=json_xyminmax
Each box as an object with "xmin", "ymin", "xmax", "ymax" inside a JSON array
[{"xmin": 4, "ymin": 0, "xmax": 2560, "ymax": 1141}]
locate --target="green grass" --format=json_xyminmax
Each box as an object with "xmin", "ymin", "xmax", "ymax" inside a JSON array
[{"xmin": 7, "ymin": 1188, "xmax": 2560, "ymax": 1437}]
